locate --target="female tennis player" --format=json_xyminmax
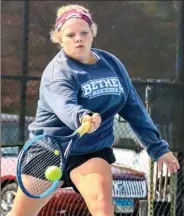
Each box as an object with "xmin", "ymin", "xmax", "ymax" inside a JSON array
[{"xmin": 8, "ymin": 4, "xmax": 180, "ymax": 216}]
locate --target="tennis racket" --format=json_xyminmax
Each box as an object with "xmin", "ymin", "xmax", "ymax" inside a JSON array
[{"xmin": 16, "ymin": 121, "xmax": 91, "ymax": 198}]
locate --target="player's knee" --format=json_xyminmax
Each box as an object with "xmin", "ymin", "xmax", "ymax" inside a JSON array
[{"xmin": 90, "ymin": 193, "xmax": 113, "ymax": 216}]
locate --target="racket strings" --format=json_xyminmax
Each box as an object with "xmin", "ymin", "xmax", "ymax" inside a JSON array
[
  {"xmin": 22, "ymin": 175, "xmax": 53, "ymax": 195},
  {"xmin": 20, "ymin": 137, "xmax": 63, "ymax": 196}
]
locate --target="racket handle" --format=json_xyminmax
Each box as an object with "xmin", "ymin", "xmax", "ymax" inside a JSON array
[{"xmin": 76, "ymin": 121, "xmax": 91, "ymax": 136}]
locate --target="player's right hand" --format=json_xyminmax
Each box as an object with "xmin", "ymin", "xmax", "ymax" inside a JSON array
[{"xmin": 82, "ymin": 113, "xmax": 102, "ymax": 133}]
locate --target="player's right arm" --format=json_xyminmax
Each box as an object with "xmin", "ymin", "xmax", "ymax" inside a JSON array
[{"xmin": 42, "ymin": 61, "xmax": 101, "ymax": 132}]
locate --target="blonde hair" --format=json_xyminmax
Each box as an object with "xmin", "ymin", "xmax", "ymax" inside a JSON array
[{"xmin": 50, "ymin": 4, "xmax": 98, "ymax": 48}]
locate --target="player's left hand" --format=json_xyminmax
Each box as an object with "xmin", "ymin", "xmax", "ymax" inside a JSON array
[{"xmin": 157, "ymin": 151, "xmax": 180, "ymax": 173}]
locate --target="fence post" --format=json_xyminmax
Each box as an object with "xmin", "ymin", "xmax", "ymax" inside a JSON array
[
  {"xmin": 175, "ymin": 1, "xmax": 184, "ymax": 216},
  {"xmin": 19, "ymin": 0, "xmax": 30, "ymax": 147}
]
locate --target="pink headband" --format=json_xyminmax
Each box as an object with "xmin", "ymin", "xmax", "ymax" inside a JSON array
[{"xmin": 55, "ymin": 9, "xmax": 92, "ymax": 31}]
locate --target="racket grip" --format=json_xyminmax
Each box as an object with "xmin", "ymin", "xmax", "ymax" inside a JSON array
[{"xmin": 76, "ymin": 121, "xmax": 91, "ymax": 136}]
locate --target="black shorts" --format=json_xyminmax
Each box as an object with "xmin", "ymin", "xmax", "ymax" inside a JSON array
[
  {"xmin": 62, "ymin": 148, "xmax": 116, "ymax": 192},
  {"xmin": 21, "ymin": 145, "xmax": 116, "ymax": 193}
]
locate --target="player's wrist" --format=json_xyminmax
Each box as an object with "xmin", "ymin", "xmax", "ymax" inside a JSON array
[{"xmin": 80, "ymin": 111, "xmax": 94, "ymax": 124}]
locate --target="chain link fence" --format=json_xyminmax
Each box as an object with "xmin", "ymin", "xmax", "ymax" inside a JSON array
[{"xmin": 1, "ymin": 1, "xmax": 184, "ymax": 216}]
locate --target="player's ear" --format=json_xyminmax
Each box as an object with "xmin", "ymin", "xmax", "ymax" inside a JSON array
[
  {"xmin": 59, "ymin": 37, "xmax": 63, "ymax": 47},
  {"xmin": 57, "ymin": 31, "xmax": 63, "ymax": 47},
  {"xmin": 60, "ymin": 41, "xmax": 63, "ymax": 47}
]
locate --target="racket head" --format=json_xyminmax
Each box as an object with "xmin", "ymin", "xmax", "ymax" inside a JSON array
[{"xmin": 17, "ymin": 135, "xmax": 65, "ymax": 198}]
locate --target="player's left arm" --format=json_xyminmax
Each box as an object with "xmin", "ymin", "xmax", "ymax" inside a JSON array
[{"xmin": 118, "ymin": 66, "xmax": 180, "ymax": 172}]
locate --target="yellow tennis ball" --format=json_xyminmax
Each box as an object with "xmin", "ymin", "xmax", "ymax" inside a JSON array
[
  {"xmin": 54, "ymin": 150, "xmax": 60, "ymax": 156},
  {"xmin": 45, "ymin": 166, "xmax": 62, "ymax": 181}
]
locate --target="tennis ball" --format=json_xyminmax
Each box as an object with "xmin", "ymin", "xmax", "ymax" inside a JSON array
[
  {"xmin": 54, "ymin": 150, "xmax": 60, "ymax": 156},
  {"xmin": 45, "ymin": 166, "xmax": 62, "ymax": 181}
]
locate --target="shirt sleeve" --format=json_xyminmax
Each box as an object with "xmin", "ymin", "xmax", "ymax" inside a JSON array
[
  {"xmin": 118, "ymin": 66, "xmax": 170, "ymax": 161},
  {"xmin": 42, "ymin": 74, "xmax": 93, "ymax": 131}
]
